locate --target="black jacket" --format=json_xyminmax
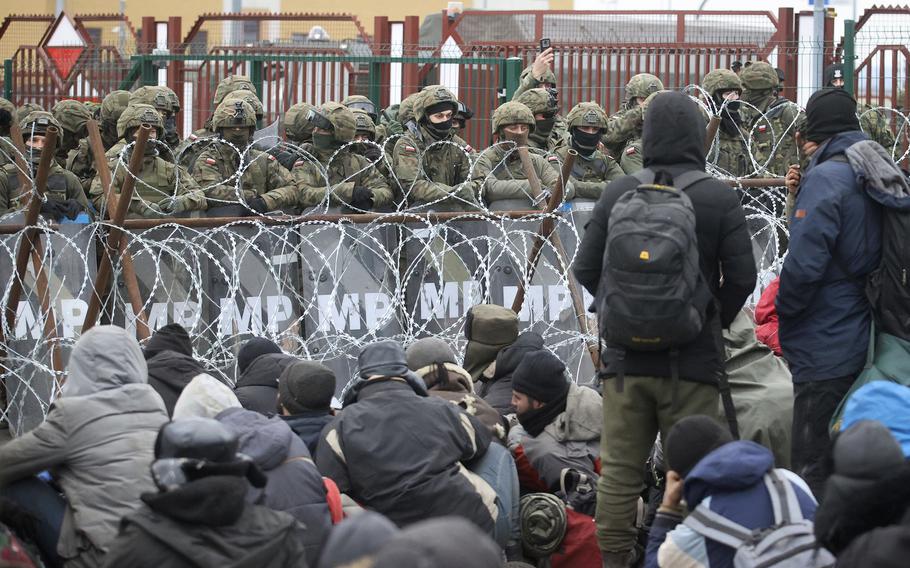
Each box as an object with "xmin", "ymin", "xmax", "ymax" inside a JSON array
[
  {"xmin": 234, "ymin": 353, "xmax": 295, "ymax": 415},
  {"xmin": 574, "ymin": 91, "xmax": 756, "ymax": 384},
  {"xmin": 281, "ymin": 411, "xmax": 334, "ymax": 457},
  {"xmin": 477, "ymin": 331, "xmax": 545, "ymax": 416},
  {"xmin": 102, "ymin": 475, "xmax": 309, "ymax": 568},
  {"xmin": 146, "ymin": 350, "xmax": 208, "ymax": 416},
  {"xmin": 315, "ymin": 379, "xmax": 497, "ymax": 533}
]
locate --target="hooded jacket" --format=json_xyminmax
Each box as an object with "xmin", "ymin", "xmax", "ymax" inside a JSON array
[
  {"xmin": 102, "ymin": 475, "xmax": 309, "ymax": 568},
  {"xmin": 234, "ymin": 353, "xmax": 296, "ymax": 415},
  {"xmin": 508, "ymin": 383, "xmax": 602, "ymax": 493},
  {"xmin": 315, "ymin": 379, "xmax": 498, "ymax": 533},
  {"xmin": 414, "ymin": 361, "xmax": 506, "ymax": 442},
  {"xmin": 0, "ymin": 326, "xmax": 169, "ymax": 566},
  {"xmin": 645, "ymin": 441, "xmax": 817, "ymax": 568},
  {"xmin": 478, "ymin": 331, "xmax": 546, "ymax": 416},
  {"xmin": 574, "ymin": 91, "xmax": 757, "ymax": 384},
  {"xmin": 146, "ymin": 351, "xmax": 208, "ymax": 416},
  {"xmin": 216, "ymin": 407, "xmax": 331, "ymax": 565},
  {"xmin": 777, "ymin": 131, "xmax": 882, "ymax": 382},
  {"xmin": 172, "ymin": 373, "xmax": 241, "ymax": 419}
]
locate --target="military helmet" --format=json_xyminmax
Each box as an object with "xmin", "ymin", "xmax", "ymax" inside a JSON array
[
  {"xmin": 283, "ymin": 102, "xmax": 315, "ymax": 142},
  {"xmin": 223, "ymin": 90, "xmax": 264, "ymax": 120},
  {"xmin": 20, "ymin": 111, "xmax": 61, "ymax": 138},
  {"xmin": 516, "ymin": 88, "xmax": 558, "ymax": 116},
  {"xmin": 342, "ymin": 95, "xmax": 378, "ymax": 122},
  {"xmin": 352, "ymin": 109, "xmax": 376, "ymax": 138},
  {"xmin": 317, "ymin": 101, "xmax": 356, "ymax": 143},
  {"xmin": 566, "ymin": 101, "xmax": 608, "ymax": 130},
  {"xmin": 213, "ymin": 74, "xmax": 255, "ymax": 107},
  {"xmin": 491, "ymin": 101, "xmax": 536, "ymax": 134},
  {"xmin": 740, "ymin": 61, "xmax": 779, "ymax": 91},
  {"xmin": 83, "ymin": 101, "xmax": 101, "ymax": 118},
  {"xmin": 130, "ymin": 86, "xmax": 171, "ymax": 114},
  {"xmin": 212, "ymin": 98, "xmax": 257, "ymax": 130},
  {"xmin": 455, "ymin": 100, "xmax": 474, "ymax": 121},
  {"xmin": 398, "ymin": 92, "xmax": 421, "ymax": 125},
  {"xmin": 823, "ymin": 63, "xmax": 845, "ymax": 87},
  {"xmin": 702, "ymin": 69, "xmax": 743, "ymax": 97},
  {"xmin": 165, "ymin": 88, "xmax": 181, "ymax": 113},
  {"xmin": 0, "ymin": 97, "xmax": 14, "ymax": 116},
  {"xmin": 15, "ymin": 102, "xmax": 44, "ymax": 125},
  {"xmin": 100, "ymin": 90, "xmax": 131, "ymax": 125},
  {"xmin": 521, "ymin": 62, "xmax": 557, "ymax": 86},
  {"xmin": 51, "ymin": 99, "xmax": 92, "ymax": 135},
  {"xmin": 641, "ymin": 89, "xmax": 670, "ymax": 117},
  {"xmin": 625, "ymin": 74, "xmax": 664, "ymax": 102},
  {"xmin": 117, "ymin": 103, "xmax": 165, "ymax": 139},
  {"xmin": 415, "ymin": 85, "xmax": 458, "ymax": 120}
]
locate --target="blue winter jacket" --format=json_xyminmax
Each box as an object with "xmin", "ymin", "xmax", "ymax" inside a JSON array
[
  {"xmin": 777, "ymin": 130, "xmax": 882, "ymax": 382},
  {"xmin": 645, "ymin": 441, "xmax": 817, "ymax": 568}
]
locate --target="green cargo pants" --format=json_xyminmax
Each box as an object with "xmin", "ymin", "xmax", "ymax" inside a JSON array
[{"xmin": 595, "ymin": 375, "xmax": 721, "ymax": 554}]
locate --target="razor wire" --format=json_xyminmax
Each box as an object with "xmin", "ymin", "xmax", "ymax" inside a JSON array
[{"xmin": 0, "ymin": 97, "xmax": 908, "ymax": 434}]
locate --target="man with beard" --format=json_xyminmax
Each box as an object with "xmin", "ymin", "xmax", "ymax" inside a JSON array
[
  {"xmin": 553, "ymin": 102, "xmax": 624, "ymax": 199},
  {"xmin": 91, "ymin": 104, "xmax": 206, "ymax": 218},
  {"xmin": 192, "ymin": 99, "xmax": 298, "ymax": 215},
  {"xmin": 702, "ymin": 69, "xmax": 750, "ymax": 177},
  {"xmin": 515, "ymin": 87, "xmax": 567, "ymax": 152},
  {"xmin": 0, "ymin": 111, "xmax": 90, "ymax": 219},
  {"xmin": 290, "ymin": 102, "xmax": 393, "ymax": 211},
  {"xmin": 391, "ymin": 85, "xmax": 477, "ymax": 210},
  {"xmin": 472, "ymin": 101, "xmax": 558, "ymax": 207}
]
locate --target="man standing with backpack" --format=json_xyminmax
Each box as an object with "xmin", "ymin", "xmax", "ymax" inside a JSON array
[
  {"xmin": 574, "ymin": 91, "xmax": 756, "ymax": 567},
  {"xmin": 777, "ymin": 88, "xmax": 884, "ymax": 499}
]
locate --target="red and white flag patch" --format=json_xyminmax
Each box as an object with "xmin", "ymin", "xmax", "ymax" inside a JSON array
[
  {"xmin": 625, "ymin": 146, "xmax": 637, "ymax": 155},
  {"xmin": 205, "ymin": 158, "xmax": 216, "ymax": 165}
]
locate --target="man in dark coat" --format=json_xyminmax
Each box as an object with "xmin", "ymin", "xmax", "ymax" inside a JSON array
[
  {"xmin": 315, "ymin": 340, "xmax": 498, "ymax": 534},
  {"xmin": 102, "ymin": 418, "xmax": 309, "ymax": 568},
  {"xmin": 573, "ymin": 91, "xmax": 756, "ymax": 566},
  {"xmin": 234, "ymin": 352, "xmax": 296, "ymax": 415},
  {"xmin": 777, "ymin": 88, "xmax": 882, "ymax": 498},
  {"xmin": 143, "ymin": 323, "xmax": 208, "ymax": 416},
  {"xmin": 479, "ymin": 331, "xmax": 546, "ymax": 416},
  {"xmin": 278, "ymin": 361, "xmax": 336, "ymax": 456}
]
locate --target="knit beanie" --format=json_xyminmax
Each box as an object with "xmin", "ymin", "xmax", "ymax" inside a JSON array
[
  {"xmin": 463, "ymin": 304, "xmax": 520, "ymax": 380},
  {"xmin": 511, "ymin": 350, "xmax": 569, "ymax": 405},
  {"xmin": 144, "ymin": 323, "xmax": 193, "ymax": 359},
  {"xmin": 278, "ymin": 361, "xmax": 336, "ymax": 414},
  {"xmin": 406, "ymin": 337, "xmax": 457, "ymax": 371},
  {"xmin": 804, "ymin": 87, "xmax": 861, "ymax": 143},
  {"xmin": 665, "ymin": 415, "xmax": 734, "ymax": 477},
  {"xmin": 237, "ymin": 337, "xmax": 282, "ymax": 374}
]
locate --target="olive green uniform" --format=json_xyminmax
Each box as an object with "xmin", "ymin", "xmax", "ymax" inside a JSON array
[
  {"xmin": 192, "ymin": 143, "xmax": 298, "ymax": 211},
  {"xmin": 90, "ymin": 153, "xmax": 207, "ymax": 218},
  {"xmin": 554, "ymin": 145, "xmax": 623, "ymax": 199},
  {"xmin": 290, "ymin": 145, "xmax": 394, "ymax": 209},
  {"xmin": 472, "ymin": 145, "xmax": 558, "ymax": 205},
  {"xmin": 0, "ymin": 160, "xmax": 89, "ymax": 217}
]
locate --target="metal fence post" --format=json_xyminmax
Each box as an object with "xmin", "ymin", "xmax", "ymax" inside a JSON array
[
  {"xmin": 3, "ymin": 59, "xmax": 12, "ymax": 101},
  {"xmin": 250, "ymin": 56, "xmax": 264, "ymax": 98},
  {"xmin": 501, "ymin": 57, "xmax": 522, "ymax": 103},
  {"xmin": 140, "ymin": 56, "xmax": 157, "ymax": 86},
  {"xmin": 369, "ymin": 58, "xmax": 382, "ymax": 107},
  {"xmin": 843, "ymin": 19, "xmax": 856, "ymax": 97}
]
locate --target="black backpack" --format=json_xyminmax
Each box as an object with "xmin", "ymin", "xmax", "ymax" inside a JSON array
[{"xmin": 596, "ymin": 168, "xmax": 714, "ymax": 351}]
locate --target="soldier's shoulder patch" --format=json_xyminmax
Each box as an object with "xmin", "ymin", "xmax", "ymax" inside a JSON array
[
  {"xmin": 404, "ymin": 145, "xmax": 417, "ymax": 153},
  {"xmin": 268, "ymin": 154, "xmax": 276, "ymax": 161},
  {"xmin": 189, "ymin": 134, "xmax": 198, "ymax": 141},
  {"xmin": 294, "ymin": 160, "xmax": 305, "ymax": 168},
  {"xmin": 204, "ymin": 158, "xmax": 216, "ymax": 165},
  {"xmin": 625, "ymin": 146, "xmax": 637, "ymax": 155},
  {"xmin": 757, "ymin": 125, "xmax": 768, "ymax": 133},
  {"xmin": 547, "ymin": 155, "xmax": 559, "ymax": 162},
  {"xmin": 465, "ymin": 144, "xmax": 474, "ymax": 152}
]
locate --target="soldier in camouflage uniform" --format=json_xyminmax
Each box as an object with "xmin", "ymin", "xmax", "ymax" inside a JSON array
[
  {"xmin": 270, "ymin": 102, "xmax": 315, "ymax": 171},
  {"xmin": 512, "ymin": 49, "xmax": 557, "ymax": 101},
  {"xmin": 619, "ymin": 90, "xmax": 667, "ymax": 175},
  {"xmin": 0, "ymin": 97, "xmax": 16, "ymax": 167},
  {"xmin": 177, "ymin": 75, "xmax": 256, "ymax": 169},
  {"xmin": 452, "ymin": 100, "xmax": 473, "ymax": 134},
  {"xmin": 351, "ymin": 108, "xmax": 384, "ymax": 163},
  {"xmin": 702, "ymin": 69, "xmax": 750, "ymax": 177},
  {"xmin": 472, "ymin": 101, "xmax": 558, "ymax": 207},
  {"xmin": 192, "ymin": 99, "xmax": 298, "ymax": 215},
  {"xmin": 15, "ymin": 103, "xmax": 44, "ymax": 126},
  {"xmin": 129, "ymin": 85, "xmax": 183, "ymax": 153},
  {"xmin": 51, "ymin": 99, "xmax": 93, "ymax": 167},
  {"xmin": 391, "ymin": 85, "xmax": 477, "ymax": 210},
  {"xmin": 67, "ymin": 90, "xmax": 131, "ymax": 194},
  {"xmin": 290, "ymin": 102, "xmax": 393, "ymax": 211},
  {"xmin": 90, "ymin": 104, "xmax": 206, "ymax": 219},
  {"xmin": 1, "ymin": 112, "xmax": 90, "ymax": 219},
  {"xmin": 83, "ymin": 101, "xmax": 101, "ymax": 118},
  {"xmin": 824, "ymin": 63, "xmax": 896, "ymax": 154},
  {"xmin": 602, "ymin": 73, "xmax": 663, "ymax": 159},
  {"xmin": 342, "ymin": 95, "xmax": 387, "ymax": 145},
  {"xmin": 515, "ymin": 88, "xmax": 566, "ymax": 152},
  {"xmin": 556, "ymin": 102, "xmax": 624, "ymax": 199},
  {"xmin": 381, "ymin": 104, "xmax": 403, "ymax": 137},
  {"xmin": 739, "ymin": 61, "xmax": 801, "ymax": 177}
]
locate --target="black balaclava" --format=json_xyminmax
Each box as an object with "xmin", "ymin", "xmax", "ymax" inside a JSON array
[{"xmin": 570, "ymin": 127, "xmax": 602, "ymax": 157}]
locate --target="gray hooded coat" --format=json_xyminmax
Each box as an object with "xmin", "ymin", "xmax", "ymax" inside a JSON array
[{"xmin": 0, "ymin": 326, "xmax": 168, "ymax": 567}]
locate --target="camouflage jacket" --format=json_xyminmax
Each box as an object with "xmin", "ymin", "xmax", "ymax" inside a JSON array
[
  {"xmin": 528, "ymin": 119, "xmax": 568, "ymax": 153},
  {"xmin": 602, "ymin": 105, "xmax": 643, "ymax": 159},
  {"xmin": 0, "ymin": 160, "xmax": 90, "ymax": 217},
  {"xmin": 391, "ymin": 124, "xmax": 476, "ymax": 208},
  {"xmin": 175, "ymin": 129, "xmax": 218, "ymax": 171},
  {"xmin": 619, "ymin": 138, "xmax": 643, "ymax": 174},
  {"xmin": 66, "ymin": 138, "xmax": 98, "ymax": 194},
  {"xmin": 740, "ymin": 95, "xmax": 801, "ymax": 177},
  {"xmin": 858, "ymin": 104, "xmax": 896, "ymax": 154},
  {"xmin": 707, "ymin": 125, "xmax": 751, "ymax": 178},
  {"xmin": 192, "ymin": 143, "xmax": 298, "ymax": 211},
  {"xmin": 472, "ymin": 145, "xmax": 559, "ymax": 206},
  {"xmin": 552, "ymin": 145, "xmax": 624, "ymax": 200},
  {"xmin": 291, "ymin": 145, "xmax": 394, "ymax": 209},
  {"xmin": 90, "ymin": 152, "xmax": 206, "ymax": 219}
]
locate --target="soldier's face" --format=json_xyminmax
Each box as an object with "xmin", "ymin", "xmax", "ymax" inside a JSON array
[
  {"xmin": 314, "ymin": 127, "xmax": 332, "ymax": 136},
  {"xmin": 354, "ymin": 133, "xmax": 372, "ymax": 142},
  {"xmin": 577, "ymin": 126, "xmax": 599, "ymax": 135},
  {"xmin": 428, "ymin": 110, "xmax": 453, "ymax": 124},
  {"xmin": 634, "ymin": 97, "xmax": 647, "ymax": 107},
  {"xmin": 720, "ymin": 90, "xmax": 741, "ymax": 101},
  {"xmin": 831, "ymin": 78, "xmax": 845, "ymax": 88},
  {"xmin": 26, "ymin": 135, "xmax": 46, "ymax": 150},
  {"xmin": 134, "ymin": 129, "xmax": 158, "ymax": 140}
]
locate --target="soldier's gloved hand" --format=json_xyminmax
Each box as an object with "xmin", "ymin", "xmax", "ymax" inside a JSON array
[
  {"xmin": 350, "ymin": 186, "xmax": 374, "ymax": 211},
  {"xmin": 455, "ymin": 185, "xmax": 478, "ymax": 206},
  {"xmin": 247, "ymin": 196, "xmax": 269, "ymax": 214},
  {"xmin": 60, "ymin": 199, "xmax": 84, "ymax": 220},
  {"xmin": 362, "ymin": 145, "xmax": 382, "ymax": 163},
  {"xmin": 39, "ymin": 199, "xmax": 67, "ymax": 221},
  {"xmin": 157, "ymin": 196, "xmax": 188, "ymax": 214}
]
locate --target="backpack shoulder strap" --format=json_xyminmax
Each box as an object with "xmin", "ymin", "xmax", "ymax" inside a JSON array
[
  {"xmin": 683, "ymin": 503, "xmax": 754, "ymax": 549},
  {"xmin": 764, "ymin": 469, "xmax": 805, "ymax": 524},
  {"xmin": 672, "ymin": 170, "xmax": 713, "ymax": 192},
  {"xmin": 632, "ymin": 167, "xmax": 655, "ymax": 185}
]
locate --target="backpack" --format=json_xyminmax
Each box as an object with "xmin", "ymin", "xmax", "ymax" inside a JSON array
[
  {"xmin": 684, "ymin": 469, "xmax": 835, "ymax": 568},
  {"xmin": 596, "ymin": 168, "xmax": 714, "ymax": 352}
]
